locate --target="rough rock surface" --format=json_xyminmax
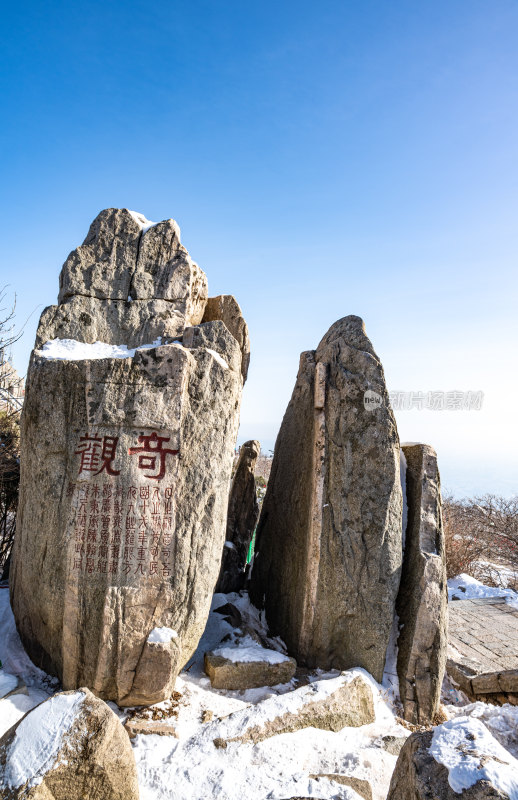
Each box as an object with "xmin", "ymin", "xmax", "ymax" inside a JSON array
[
  {"xmin": 204, "ymin": 648, "xmax": 296, "ymax": 690},
  {"xmin": 10, "ymin": 209, "xmax": 247, "ymax": 706},
  {"xmin": 202, "ymin": 295, "xmax": 250, "ymax": 381},
  {"xmin": 250, "ymin": 316, "xmax": 402, "ymax": 681},
  {"xmin": 0, "ymin": 688, "xmax": 139, "ymax": 800},
  {"xmin": 36, "ymin": 296, "xmax": 186, "ymax": 350},
  {"xmin": 209, "ymin": 672, "xmax": 375, "ymax": 746},
  {"xmin": 396, "ymin": 443, "xmax": 448, "ymax": 725},
  {"xmin": 124, "ymin": 719, "xmax": 178, "ymax": 739},
  {"xmin": 216, "ymin": 439, "xmax": 260, "ymax": 593},
  {"xmin": 309, "ymin": 774, "xmax": 372, "ymax": 800},
  {"xmin": 386, "ymin": 728, "xmax": 513, "ymax": 800}
]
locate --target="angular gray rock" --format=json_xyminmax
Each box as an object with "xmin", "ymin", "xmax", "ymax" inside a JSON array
[
  {"xmin": 58, "ymin": 208, "xmax": 143, "ymax": 302},
  {"xmin": 204, "ymin": 646, "xmax": 296, "ymax": 689},
  {"xmin": 203, "ymin": 295, "xmax": 250, "ymax": 381},
  {"xmin": 0, "ymin": 688, "xmax": 139, "ymax": 800},
  {"xmin": 396, "ymin": 443, "xmax": 448, "ymax": 724},
  {"xmin": 207, "ymin": 671, "xmax": 375, "ymax": 746},
  {"xmin": 216, "ymin": 439, "xmax": 260, "ymax": 594},
  {"xmin": 10, "ymin": 209, "xmax": 247, "ymax": 706},
  {"xmin": 250, "ymin": 316, "xmax": 402, "ymax": 682},
  {"xmin": 36, "ymin": 296, "xmax": 186, "ymax": 350},
  {"xmin": 386, "ymin": 725, "xmax": 515, "ymax": 800}
]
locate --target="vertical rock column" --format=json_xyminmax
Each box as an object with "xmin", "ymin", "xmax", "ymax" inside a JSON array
[
  {"xmin": 250, "ymin": 316, "xmax": 402, "ymax": 682},
  {"xmin": 10, "ymin": 209, "xmax": 249, "ymax": 706},
  {"xmin": 216, "ymin": 439, "xmax": 260, "ymax": 594},
  {"xmin": 396, "ymin": 443, "xmax": 448, "ymax": 724}
]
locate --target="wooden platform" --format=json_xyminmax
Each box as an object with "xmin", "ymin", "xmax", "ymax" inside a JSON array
[{"xmin": 447, "ymin": 597, "xmax": 518, "ymax": 701}]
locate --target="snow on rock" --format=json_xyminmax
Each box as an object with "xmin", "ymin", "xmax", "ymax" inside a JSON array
[
  {"xmin": 206, "ymin": 348, "xmax": 229, "ymax": 370},
  {"xmin": 448, "ymin": 573, "xmax": 518, "ymax": 609},
  {"xmin": 0, "ymin": 589, "xmax": 57, "ymax": 738},
  {"xmin": 134, "ymin": 669, "xmax": 404, "ymax": 800},
  {"xmin": 147, "ymin": 627, "xmax": 178, "ymax": 644},
  {"xmin": 128, "ymin": 210, "xmax": 159, "ymax": 234},
  {"xmin": 445, "ymin": 700, "xmax": 518, "ymax": 759},
  {"xmin": 0, "ymin": 670, "xmax": 18, "ymax": 699},
  {"xmin": 212, "ymin": 635, "xmax": 291, "ymax": 664},
  {"xmin": 3, "ymin": 691, "xmax": 86, "ymax": 789},
  {"xmin": 35, "ymin": 337, "xmax": 169, "ymax": 361},
  {"xmin": 430, "ymin": 716, "xmax": 518, "ymax": 798}
]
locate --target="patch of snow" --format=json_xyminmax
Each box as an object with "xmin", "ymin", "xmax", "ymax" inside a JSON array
[
  {"xmin": 224, "ymin": 541, "xmax": 236, "ymax": 550},
  {"xmin": 445, "ymin": 701, "xmax": 518, "ymax": 759},
  {"xmin": 213, "ymin": 635, "xmax": 291, "ymax": 665},
  {"xmin": 147, "ymin": 627, "xmax": 178, "ymax": 644},
  {"xmin": 206, "ymin": 349, "xmax": 229, "ymax": 370},
  {"xmin": 430, "ymin": 716, "xmax": 518, "ymax": 798},
  {"xmin": 448, "ymin": 573, "xmax": 518, "ymax": 609},
  {"xmin": 128, "ymin": 210, "xmax": 158, "ymax": 233},
  {"xmin": 4, "ymin": 691, "xmax": 85, "ymax": 789},
  {"xmin": 35, "ymin": 337, "xmax": 169, "ymax": 361},
  {"xmin": 0, "ymin": 670, "xmax": 18, "ymax": 699},
  {"xmin": 382, "ymin": 614, "xmax": 400, "ymax": 705},
  {"xmin": 134, "ymin": 667, "xmax": 405, "ymax": 800}
]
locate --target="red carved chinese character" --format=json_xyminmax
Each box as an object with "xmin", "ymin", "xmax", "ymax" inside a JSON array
[
  {"xmin": 149, "ymin": 562, "xmax": 158, "ymax": 576},
  {"xmin": 140, "ymin": 486, "xmax": 150, "ymax": 500},
  {"xmin": 87, "ymin": 530, "xmax": 97, "ymax": 543},
  {"xmin": 128, "ymin": 433, "xmax": 178, "ymax": 481},
  {"xmin": 73, "ymin": 557, "xmax": 83, "ymax": 570},
  {"xmin": 137, "ymin": 546, "xmax": 146, "ymax": 561},
  {"xmin": 75, "ymin": 435, "xmax": 121, "ymax": 476},
  {"xmin": 125, "ymin": 531, "xmax": 135, "ymax": 546},
  {"xmin": 102, "ymin": 485, "xmax": 112, "ymax": 499},
  {"xmin": 151, "ymin": 487, "xmax": 160, "ymax": 499},
  {"xmin": 164, "ymin": 487, "xmax": 174, "ymax": 499},
  {"xmin": 122, "ymin": 561, "xmax": 131, "ymax": 575},
  {"xmin": 134, "ymin": 564, "xmax": 145, "ymax": 575},
  {"xmin": 99, "ymin": 544, "xmax": 108, "ymax": 559},
  {"xmin": 86, "ymin": 542, "xmax": 96, "ymax": 556},
  {"xmin": 109, "ymin": 560, "xmax": 118, "ymax": 574},
  {"xmin": 97, "ymin": 560, "xmax": 107, "ymax": 573},
  {"xmin": 161, "ymin": 564, "xmax": 171, "ymax": 577}
]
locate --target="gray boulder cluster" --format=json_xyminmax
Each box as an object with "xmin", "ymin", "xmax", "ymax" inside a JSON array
[{"xmin": 5, "ymin": 208, "xmax": 459, "ymax": 797}]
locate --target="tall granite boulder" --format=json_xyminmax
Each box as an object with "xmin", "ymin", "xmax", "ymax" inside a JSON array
[
  {"xmin": 10, "ymin": 209, "xmax": 248, "ymax": 706},
  {"xmin": 249, "ymin": 316, "xmax": 402, "ymax": 681},
  {"xmin": 216, "ymin": 439, "xmax": 260, "ymax": 594},
  {"xmin": 396, "ymin": 443, "xmax": 448, "ymax": 724},
  {"xmin": 0, "ymin": 688, "xmax": 139, "ymax": 800}
]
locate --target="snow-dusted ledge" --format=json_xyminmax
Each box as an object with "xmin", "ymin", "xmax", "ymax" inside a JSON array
[
  {"xmin": 147, "ymin": 627, "xmax": 178, "ymax": 644},
  {"xmin": 35, "ymin": 338, "xmax": 230, "ymax": 370},
  {"xmin": 212, "ymin": 635, "xmax": 291, "ymax": 665},
  {"xmin": 36, "ymin": 338, "xmax": 169, "ymax": 361}
]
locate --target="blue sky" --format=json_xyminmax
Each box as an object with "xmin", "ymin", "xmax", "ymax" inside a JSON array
[{"xmin": 1, "ymin": 0, "xmax": 517, "ymax": 496}]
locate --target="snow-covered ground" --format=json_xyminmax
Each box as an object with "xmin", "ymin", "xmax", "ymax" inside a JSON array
[
  {"xmin": 1, "ymin": 581, "xmax": 518, "ymax": 798},
  {"xmin": 448, "ymin": 572, "xmax": 518, "ymax": 609}
]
